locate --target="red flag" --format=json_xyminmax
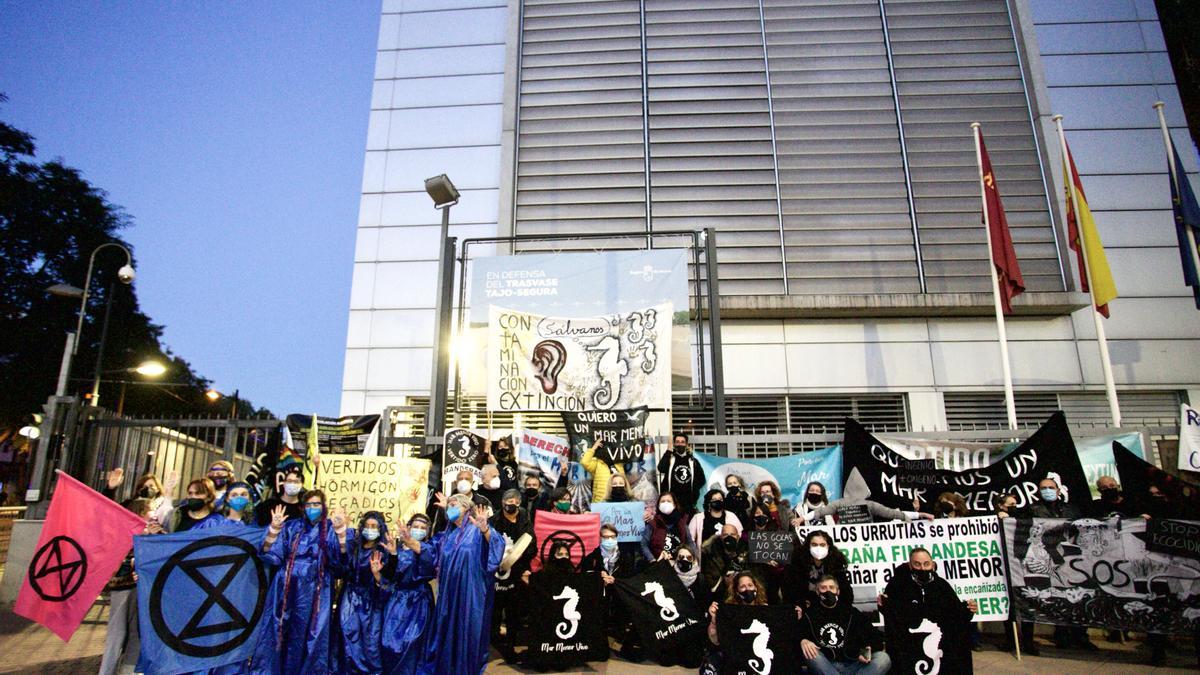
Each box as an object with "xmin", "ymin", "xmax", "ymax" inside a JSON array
[
  {"xmin": 14, "ymin": 471, "xmax": 146, "ymax": 641},
  {"xmin": 531, "ymin": 510, "xmax": 600, "ymax": 572},
  {"xmin": 977, "ymin": 129, "xmax": 1026, "ymax": 314}
]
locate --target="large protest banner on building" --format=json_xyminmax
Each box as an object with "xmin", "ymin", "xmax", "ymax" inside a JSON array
[
  {"xmin": 487, "ymin": 304, "xmax": 672, "ymax": 412},
  {"xmin": 842, "ymin": 412, "xmax": 1091, "ymax": 514},
  {"xmin": 692, "ymin": 446, "xmax": 843, "ymax": 510},
  {"xmin": 315, "ymin": 455, "xmax": 421, "ymax": 527},
  {"xmin": 1003, "ymin": 517, "xmax": 1200, "ymax": 633},
  {"xmin": 874, "ymin": 430, "xmax": 1144, "ymax": 498},
  {"xmin": 799, "ymin": 516, "xmax": 1010, "ymax": 621}
]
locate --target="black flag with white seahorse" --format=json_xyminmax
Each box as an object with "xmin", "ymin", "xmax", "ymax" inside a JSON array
[
  {"xmin": 524, "ymin": 570, "xmax": 607, "ymax": 669},
  {"xmin": 716, "ymin": 604, "xmax": 802, "ymax": 675},
  {"xmin": 611, "ymin": 561, "xmax": 706, "ymax": 663}
]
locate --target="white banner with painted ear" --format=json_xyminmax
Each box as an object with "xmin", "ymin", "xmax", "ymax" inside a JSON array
[
  {"xmin": 1178, "ymin": 403, "xmax": 1200, "ymax": 472},
  {"xmin": 486, "ymin": 303, "xmax": 672, "ymax": 412}
]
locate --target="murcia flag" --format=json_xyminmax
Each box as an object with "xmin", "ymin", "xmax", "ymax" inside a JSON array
[
  {"xmin": 976, "ymin": 128, "xmax": 1025, "ymax": 314},
  {"xmin": 14, "ymin": 471, "xmax": 146, "ymax": 640}
]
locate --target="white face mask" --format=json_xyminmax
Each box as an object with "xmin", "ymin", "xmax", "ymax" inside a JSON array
[
  {"xmin": 658, "ymin": 501, "xmax": 675, "ymax": 515},
  {"xmin": 487, "ymin": 477, "xmax": 500, "ymax": 490},
  {"xmin": 810, "ymin": 545, "xmax": 829, "ymax": 561},
  {"xmin": 456, "ymin": 479, "xmax": 473, "ymax": 494},
  {"xmin": 283, "ymin": 483, "xmax": 302, "ymax": 497}
]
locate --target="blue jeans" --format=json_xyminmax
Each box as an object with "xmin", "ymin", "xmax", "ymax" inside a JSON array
[{"xmin": 805, "ymin": 650, "xmax": 891, "ymax": 675}]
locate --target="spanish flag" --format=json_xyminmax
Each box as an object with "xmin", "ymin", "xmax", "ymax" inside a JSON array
[{"xmin": 1062, "ymin": 141, "xmax": 1117, "ymax": 316}]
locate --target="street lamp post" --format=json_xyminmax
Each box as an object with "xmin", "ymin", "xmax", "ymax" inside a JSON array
[
  {"xmin": 48, "ymin": 242, "xmax": 136, "ymax": 404},
  {"xmin": 423, "ymin": 174, "xmax": 460, "ymax": 446}
]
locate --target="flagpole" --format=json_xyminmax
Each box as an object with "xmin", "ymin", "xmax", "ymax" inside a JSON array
[
  {"xmin": 1154, "ymin": 101, "xmax": 1200, "ymax": 290},
  {"xmin": 1052, "ymin": 115, "xmax": 1122, "ymax": 427},
  {"xmin": 972, "ymin": 122, "xmax": 1019, "ymax": 431}
]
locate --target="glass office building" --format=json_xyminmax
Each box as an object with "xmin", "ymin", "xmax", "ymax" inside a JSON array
[{"xmin": 343, "ymin": 0, "xmax": 1198, "ymax": 440}]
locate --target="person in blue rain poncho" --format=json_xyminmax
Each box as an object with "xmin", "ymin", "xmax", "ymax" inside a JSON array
[
  {"xmin": 336, "ymin": 510, "xmax": 392, "ymax": 674},
  {"xmin": 250, "ymin": 488, "xmax": 349, "ymax": 674},
  {"xmin": 419, "ymin": 493, "xmax": 505, "ymax": 675},
  {"xmin": 377, "ymin": 512, "xmax": 437, "ymax": 675}
]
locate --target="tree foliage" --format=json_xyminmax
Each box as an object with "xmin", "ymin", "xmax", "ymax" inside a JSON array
[{"xmin": 0, "ymin": 97, "xmax": 264, "ymax": 426}]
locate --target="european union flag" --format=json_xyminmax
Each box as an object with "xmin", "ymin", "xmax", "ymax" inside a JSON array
[
  {"xmin": 135, "ymin": 524, "xmax": 267, "ymax": 675},
  {"xmin": 1170, "ymin": 144, "xmax": 1200, "ymax": 309}
]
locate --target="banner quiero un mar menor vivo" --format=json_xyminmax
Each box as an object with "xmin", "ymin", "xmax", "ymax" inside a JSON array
[
  {"xmin": 487, "ymin": 304, "xmax": 672, "ymax": 412},
  {"xmin": 799, "ymin": 516, "xmax": 1010, "ymax": 621},
  {"xmin": 691, "ymin": 445, "xmax": 843, "ymax": 510},
  {"xmin": 563, "ymin": 406, "xmax": 651, "ymax": 463},
  {"xmin": 1003, "ymin": 517, "xmax": 1200, "ymax": 633},
  {"xmin": 842, "ymin": 412, "xmax": 1091, "ymax": 515}
]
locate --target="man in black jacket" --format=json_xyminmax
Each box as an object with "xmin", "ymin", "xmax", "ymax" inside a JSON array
[
  {"xmin": 657, "ymin": 432, "xmax": 705, "ymax": 515},
  {"xmin": 490, "ymin": 488, "xmax": 536, "ymax": 662},
  {"xmin": 1023, "ymin": 477, "xmax": 1097, "ymax": 652},
  {"xmin": 799, "ymin": 575, "xmax": 889, "ymax": 674},
  {"xmin": 879, "ymin": 547, "xmax": 977, "ymax": 674}
]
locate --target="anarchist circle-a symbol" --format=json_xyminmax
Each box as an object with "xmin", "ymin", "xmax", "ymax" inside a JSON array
[{"xmin": 28, "ymin": 535, "xmax": 88, "ymax": 602}]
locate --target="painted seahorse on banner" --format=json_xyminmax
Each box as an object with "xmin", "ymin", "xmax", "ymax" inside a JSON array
[
  {"xmin": 554, "ymin": 585, "xmax": 581, "ymax": 639},
  {"xmin": 740, "ymin": 618, "xmax": 774, "ymax": 675},
  {"xmin": 640, "ymin": 581, "xmax": 679, "ymax": 621},
  {"xmin": 908, "ymin": 617, "xmax": 943, "ymax": 675}
]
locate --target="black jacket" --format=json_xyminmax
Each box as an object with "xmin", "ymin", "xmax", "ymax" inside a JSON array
[
  {"xmin": 580, "ymin": 544, "xmax": 641, "ymax": 580},
  {"xmin": 881, "ymin": 564, "xmax": 975, "ymax": 675},
  {"xmin": 657, "ymin": 451, "xmax": 705, "ymax": 512},
  {"xmin": 784, "ymin": 551, "xmax": 854, "ymax": 609},
  {"xmin": 799, "ymin": 600, "xmax": 883, "ymax": 663},
  {"xmin": 1027, "ymin": 498, "xmax": 1082, "ymax": 520}
]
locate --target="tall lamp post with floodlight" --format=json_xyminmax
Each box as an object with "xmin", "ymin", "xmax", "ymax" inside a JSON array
[
  {"xmin": 424, "ymin": 174, "xmax": 459, "ymax": 445},
  {"xmin": 47, "ymin": 242, "xmax": 136, "ymax": 405}
]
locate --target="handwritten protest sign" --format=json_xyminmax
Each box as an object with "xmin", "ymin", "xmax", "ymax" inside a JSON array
[
  {"xmin": 747, "ymin": 530, "xmax": 794, "ymax": 564},
  {"xmin": 590, "ymin": 501, "xmax": 646, "ymax": 543},
  {"xmin": 563, "ymin": 407, "xmax": 650, "ymax": 463},
  {"xmin": 316, "ymin": 455, "xmax": 406, "ymax": 527},
  {"xmin": 395, "ymin": 458, "xmax": 430, "ymax": 523}
]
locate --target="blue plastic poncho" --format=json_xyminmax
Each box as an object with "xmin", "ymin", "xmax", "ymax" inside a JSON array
[
  {"xmin": 337, "ymin": 514, "xmax": 391, "ymax": 674},
  {"xmin": 381, "ymin": 538, "xmax": 437, "ymax": 675}
]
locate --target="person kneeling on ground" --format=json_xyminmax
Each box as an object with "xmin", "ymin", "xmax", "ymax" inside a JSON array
[{"xmin": 799, "ymin": 575, "xmax": 890, "ymax": 675}]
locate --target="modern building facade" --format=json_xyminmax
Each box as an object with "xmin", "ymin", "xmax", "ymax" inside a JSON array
[{"xmin": 343, "ymin": 0, "xmax": 1199, "ymax": 445}]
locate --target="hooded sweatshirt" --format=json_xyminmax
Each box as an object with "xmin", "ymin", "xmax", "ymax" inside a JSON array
[{"xmin": 799, "ymin": 598, "xmax": 883, "ymax": 663}]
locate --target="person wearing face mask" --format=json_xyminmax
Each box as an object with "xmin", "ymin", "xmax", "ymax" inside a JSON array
[
  {"xmin": 753, "ymin": 480, "xmax": 795, "ymax": 530},
  {"xmin": 171, "ymin": 478, "xmax": 225, "ymax": 532},
  {"xmin": 521, "ymin": 474, "xmax": 551, "ymax": 521},
  {"xmin": 219, "ymin": 481, "xmax": 254, "ymax": 526},
  {"xmin": 377, "ymin": 513, "xmax": 437, "ymax": 674},
  {"xmin": 103, "ymin": 469, "xmax": 178, "ymax": 528},
  {"xmin": 689, "ymin": 488, "xmax": 743, "ymax": 565},
  {"xmin": 477, "ymin": 464, "xmax": 504, "ymax": 511},
  {"xmin": 420, "ymin": 494, "xmax": 505, "ymax": 674},
  {"xmin": 706, "ymin": 571, "xmax": 767, "ymax": 646},
  {"xmin": 485, "ymin": 436, "xmax": 520, "ymax": 490},
  {"xmin": 581, "ymin": 523, "xmax": 643, "ymax": 661},
  {"xmin": 931, "ymin": 491, "xmax": 968, "ymax": 519},
  {"xmin": 879, "ymin": 547, "xmax": 976, "ymax": 674},
  {"xmin": 489, "ymin": 489, "xmax": 536, "ymax": 662},
  {"xmin": 992, "ymin": 493, "xmax": 1018, "ymax": 519},
  {"xmin": 1089, "ymin": 476, "xmax": 1144, "ymax": 519},
  {"xmin": 206, "ymin": 460, "xmax": 236, "ymax": 510},
  {"xmin": 99, "ymin": 498, "xmax": 163, "ymax": 675},
  {"xmin": 657, "ymin": 433, "xmax": 706, "ymax": 515},
  {"xmin": 254, "ymin": 465, "xmax": 306, "ymax": 526},
  {"xmin": 254, "ymin": 489, "xmax": 350, "ymax": 673},
  {"xmin": 429, "ymin": 470, "xmax": 492, "ymax": 532},
  {"xmin": 796, "ymin": 481, "xmax": 830, "ymax": 527},
  {"xmin": 546, "ymin": 486, "xmax": 578, "ymax": 515},
  {"xmin": 719, "ymin": 474, "xmax": 751, "ymax": 526},
  {"xmin": 701, "ymin": 523, "xmax": 750, "ymax": 599},
  {"xmin": 747, "ymin": 501, "xmax": 788, "ymax": 604},
  {"xmin": 1024, "ymin": 478, "xmax": 1096, "ymax": 653},
  {"xmin": 580, "ymin": 438, "xmax": 629, "ymax": 503},
  {"xmin": 784, "ymin": 530, "xmax": 853, "ymax": 609},
  {"xmin": 801, "ymin": 576, "xmax": 889, "ymax": 675},
  {"xmin": 642, "ymin": 493, "xmax": 694, "ymax": 562},
  {"xmin": 337, "ymin": 511, "xmax": 391, "ymax": 674}
]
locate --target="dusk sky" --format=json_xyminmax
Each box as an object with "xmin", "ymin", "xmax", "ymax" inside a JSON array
[{"xmin": 1, "ymin": 2, "xmax": 381, "ymax": 415}]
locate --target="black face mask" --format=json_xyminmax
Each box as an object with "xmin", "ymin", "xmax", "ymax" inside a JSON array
[
  {"xmin": 210, "ymin": 477, "xmax": 228, "ymax": 489},
  {"xmin": 549, "ymin": 557, "xmax": 572, "ymax": 572},
  {"xmin": 496, "ymin": 446, "xmax": 512, "ymax": 460},
  {"xmin": 674, "ymin": 446, "xmax": 688, "ymax": 456},
  {"xmin": 185, "ymin": 498, "xmax": 206, "ymax": 512},
  {"xmin": 722, "ymin": 535, "xmax": 738, "ymax": 550},
  {"xmin": 709, "ymin": 500, "xmax": 724, "ymax": 513},
  {"xmin": 806, "ymin": 492, "xmax": 823, "ymax": 505},
  {"xmin": 139, "ymin": 485, "xmax": 159, "ymax": 499},
  {"xmin": 609, "ymin": 487, "xmax": 628, "ymax": 501},
  {"xmin": 524, "ymin": 487, "xmax": 539, "ymax": 500},
  {"xmin": 819, "ymin": 591, "xmax": 838, "ymax": 607},
  {"xmin": 676, "ymin": 559, "xmax": 694, "ymax": 573},
  {"xmin": 1099, "ymin": 487, "xmax": 1120, "ymax": 502},
  {"xmin": 738, "ymin": 589, "xmax": 757, "ymax": 603},
  {"xmin": 937, "ymin": 502, "xmax": 955, "ymax": 515},
  {"xmin": 759, "ymin": 495, "xmax": 774, "ymax": 506},
  {"xmin": 913, "ymin": 568, "xmax": 934, "ymax": 583},
  {"xmin": 503, "ymin": 503, "xmax": 519, "ymax": 515},
  {"xmin": 754, "ymin": 514, "xmax": 769, "ymax": 527}
]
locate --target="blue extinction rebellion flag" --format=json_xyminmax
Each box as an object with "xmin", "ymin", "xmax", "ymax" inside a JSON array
[{"xmin": 135, "ymin": 525, "xmax": 267, "ymax": 675}]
